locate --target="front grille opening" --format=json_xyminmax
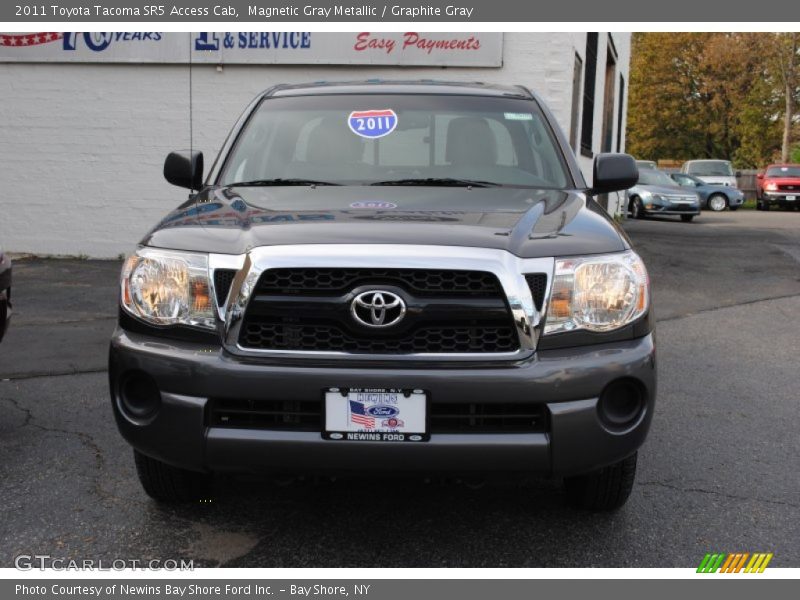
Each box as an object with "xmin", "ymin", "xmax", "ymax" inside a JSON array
[
  {"xmin": 213, "ymin": 269, "xmax": 237, "ymax": 307},
  {"xmin": 207, "ymin": 399, "xmax": 548, "ymax": 434},
  {"xmin": 257, "ymin": 268, "xmax": 503, "ymax": 297},
  {"xmin": 240, "ymin": 319, "xmax": 519, "ymax": 354},
  {"xmin": 239, "ymin": 267, "xmax": 520, "ymax": 354},
  {"xmin": 431, "ymin": 402, "xmax": 547, "ymax": 433},
  {"xmin": 208, "ymin": 398, "xmax": 322, "ymax": 431},
  {"xmin": 524, "ymin": 273, "xmax": 548, "ymax": 311}
]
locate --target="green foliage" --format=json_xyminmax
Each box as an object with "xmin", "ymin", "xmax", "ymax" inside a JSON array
[{"xmin": 627, "ymin": 33, "xmax": 793, "ymax": 168}]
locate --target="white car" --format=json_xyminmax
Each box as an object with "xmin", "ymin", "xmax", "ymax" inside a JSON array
[{"xmin": 680, "ymin": 159, "xmax": 738, "ymax": 188}]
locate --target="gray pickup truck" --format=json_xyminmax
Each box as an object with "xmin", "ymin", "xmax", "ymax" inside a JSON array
[{"xmin": 110, "ymin": 81, "xmax": 655, "ymax": 510}]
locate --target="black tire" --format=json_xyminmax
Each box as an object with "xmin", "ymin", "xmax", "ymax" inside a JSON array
[
  {"xmin": 629, "ymin": 197, "xmax": 644, "ymax": 219},
  {"xmin": 564, "ymin": 452, "xmax": 637, "ymax": 511},
  {"xmin": 680, "ymin": 214, "xmax": 695, "ymax": 222},
  {"xmin": 762, "ymin": 202, "xmax": 770, "ymax": 211},
  {"xmin": 707, "ymin": 193, "xmax": 727, "ymax": 212},
  {"xmin": 0, "ymin": 297, "xmax": 7, "ymax": 343},
  {"xmin": 133, "ymin": 450, "xmax": 212, "ymax": 503}
]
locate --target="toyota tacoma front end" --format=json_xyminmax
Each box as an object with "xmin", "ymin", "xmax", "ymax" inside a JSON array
[{"xmin": 109, "ymin": 81, "xmax": 655, "ymax": 510}]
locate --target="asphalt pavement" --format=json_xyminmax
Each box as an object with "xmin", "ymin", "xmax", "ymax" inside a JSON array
[{"xmin": 1, "ymin": 209, "xmax": 799, "ymax": 567}]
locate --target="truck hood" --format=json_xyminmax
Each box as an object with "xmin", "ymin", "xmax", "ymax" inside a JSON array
[{"xmin": 141, "ymin": 186, "xmax": 630, "ymax": 259}]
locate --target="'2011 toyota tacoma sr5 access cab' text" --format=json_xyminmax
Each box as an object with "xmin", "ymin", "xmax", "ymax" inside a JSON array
[{"xmin": 110, "ymin": 81, "xmax": 655, "ymax": 510}]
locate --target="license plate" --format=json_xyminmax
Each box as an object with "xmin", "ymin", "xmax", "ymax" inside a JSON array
[
  {"xmin": 786, "ymin": 195, "xmax": 796, "ymax": 201},
  {"xmin": 323, "ymin": 388, "xmax": 428, "ymax": 442}
]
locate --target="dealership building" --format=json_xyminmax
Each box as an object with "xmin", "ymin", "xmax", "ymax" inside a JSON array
[{"xmin": 0, "ymin": 32, "xmax": 630, "ymax": 257}]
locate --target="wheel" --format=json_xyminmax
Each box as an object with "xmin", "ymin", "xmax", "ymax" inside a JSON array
[
  {"xmin": 629, "ymin": 197, "xmax": 644, "ymax": 219},
  {"xmin": 0, "ymin": 296, "xmax": 7, "ymax": 343},
  {"xmin": 762, "ymin": 201, "xmax": 770, "ymax": 211},
  {"xmin": 564, "ymin": 452, "xmax": 637, "ymax": 511},
  {"xmin": 707, "ymin": 193, "xmax": 727, "ymax": 212},
  {"xmin": 680, "ymin": 214, "xmax": 695, "ymax": 222},
  {"xmin": 133, "ymin": 450, "xmax": 212, "ymax": 503}
]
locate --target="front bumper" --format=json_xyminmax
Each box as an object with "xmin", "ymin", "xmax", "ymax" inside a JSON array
[
  {"xmin": 109, "ymin": 329, "xmax": 657, "ymax": 478},
  {"xmin": 762, "ymin": 192, "xmax": 799, "ymax": 205},
  {"xmin": 644, "ymin": 203, "xmax": 701, "ymax": 216},
  {"xmin": 725, "ymin": 195, "xmax": 745, "ymax": 207}
]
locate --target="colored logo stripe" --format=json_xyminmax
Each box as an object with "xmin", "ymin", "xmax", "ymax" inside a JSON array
[
  {"xmin": 351, "ymin": 110, "xmax": 396, "ymax": 117},
  {"xmin": 697, "ymin": 553, "xmax": 773, "ymax": 573}
]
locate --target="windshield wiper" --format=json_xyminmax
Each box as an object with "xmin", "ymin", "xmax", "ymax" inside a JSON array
[
  {"xmin": 370, "ymin": 177, "xmax": 499, "ymax": 188},
  {"xmin": 225, "ymin": 178, "xmax": 340, "ymax": 187}
]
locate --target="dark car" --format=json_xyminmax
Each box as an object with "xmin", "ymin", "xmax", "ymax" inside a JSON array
[
  {"xmin": 757, "ymin": 164, "xmax": 800, "ymax": 210},
  {"xmin": 110, "ymin": 81, "xmax": 655, "ymax": 511},
  {"xmin": 627, "ymin": 168, "xmax": 701, "ymax": 222},
  {"xmin": 0, "ymin": 245, "xmax": 11, "ymax": 342},
  {"xmin": 669, "ymin": 172, "xmax": 744, "ymax": 212}
]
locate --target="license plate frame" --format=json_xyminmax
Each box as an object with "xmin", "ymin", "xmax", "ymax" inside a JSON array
[{"xmin": 322, "ymin": 387, "xmax": 429, "ymax": 442}]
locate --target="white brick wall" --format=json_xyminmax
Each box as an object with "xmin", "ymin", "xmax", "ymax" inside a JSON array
[{"xmin": 0, "ymin": 32, "xmax": 630, "ymax": 257}]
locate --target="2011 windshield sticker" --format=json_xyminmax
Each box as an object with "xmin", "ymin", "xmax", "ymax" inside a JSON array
[{"xmin": 348, "ymin": 109, "xmax": 398, "ymax": 138}]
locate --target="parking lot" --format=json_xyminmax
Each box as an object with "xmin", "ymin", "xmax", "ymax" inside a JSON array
[{"xmin": 1, "ymin": 209, "xmax": 799, "ymax": 568}]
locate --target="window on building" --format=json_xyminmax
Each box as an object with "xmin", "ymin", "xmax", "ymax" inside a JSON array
[
  {"xmin": 580, "ymin": 33, "xmax": 598, "ymax": 157},
  {"xmin": 616, "ymin": 74, "xmax": 625, "ymax": 153},
  {"xmin": 601, "ymin": 40, "xmax": 617, "ymax": 153},
  {"xmin": 569, "ymin": 53, "xmax": 583, "ymax": 151}
]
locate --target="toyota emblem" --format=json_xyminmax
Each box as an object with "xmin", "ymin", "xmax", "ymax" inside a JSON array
[{"xmin": 351, "ymin": 290, "xmax": 406, "ymax": 328}]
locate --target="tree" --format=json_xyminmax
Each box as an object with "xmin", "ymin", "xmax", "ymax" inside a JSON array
[
  {"xmin": 762, "ymin": 33, "xmax": 799, "ymax": 162},
  {"xmin": 627, "ymin": 33, "xmax": 787, "ymax": 168},
  {"xmin": 627, "ymin": 33, "xmax": 713, "ymax": 161}
]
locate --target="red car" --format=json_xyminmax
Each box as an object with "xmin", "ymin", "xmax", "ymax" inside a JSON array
[{"xmin": 757, "ymin": 164, "xmax": 800, "ymax": 211}]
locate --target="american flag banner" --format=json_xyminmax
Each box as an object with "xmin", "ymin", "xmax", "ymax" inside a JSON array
[
  {"xmin": 349, "ymin": 400, "xmax": 375, "ymax": 428},
  {"xmin": 0, "ymin": 33, "xmax": 62, "ymax": 47}
]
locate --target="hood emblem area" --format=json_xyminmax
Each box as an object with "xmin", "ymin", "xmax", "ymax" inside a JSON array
[{"xmin": 350, "ymin": 290, "xmax": 406, "ymax": 328}]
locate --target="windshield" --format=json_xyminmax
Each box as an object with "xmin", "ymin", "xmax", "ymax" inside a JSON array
[
  {"xmin": 637, "ymin": 170, "xmax": 675, "ymax": 187},
  {"xmin": 219, "ymin": 94, "xmax": 570, "ymax": 189},
  {"xmin": 686, "ymin": 161, "xmax": 733, "ymax": 176},
  {"xmin": 766, "ymin": 166, "xmax": 800, "ymax": 177}
]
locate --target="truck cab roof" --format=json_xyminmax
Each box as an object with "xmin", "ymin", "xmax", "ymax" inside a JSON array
[{"xmin": 265, "ymin": 80, "xmax": 534, "ymax": 99}]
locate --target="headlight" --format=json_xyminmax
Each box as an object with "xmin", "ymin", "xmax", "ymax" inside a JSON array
[
  {"xmin": 120, "ymin": 248, "xmax": 214, "ymax": 329},
  {"xmin": 544, "ymin": 250, "xmax": 649, "ymax": 335},
  {"xmin": 765, "ymin": 182, "xmax": 777, "ymax": 191}
]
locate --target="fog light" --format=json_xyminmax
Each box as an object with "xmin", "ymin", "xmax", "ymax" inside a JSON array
[
  {"xmin": 119, "ymin": 372, "xmax": 161, "ymax": 420},
  {"xmin": 598, "ymin": 379, "xmax": 645, "ymax": 430}
]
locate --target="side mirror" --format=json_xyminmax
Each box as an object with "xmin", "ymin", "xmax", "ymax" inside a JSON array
[
  {"xmin": 756, "ymin": 172, "xmax": 764, "ymax": 180},
  {"xmin": 589, "ymin": 153, "xmax": 639, "ymax": 195},
  {"xmin": 164, "ymin": 151, "xmax": 204, "ymax": 190},
  {"xmin": 735, "ymin": 170, "xmax": 742, "ymax": 178}
]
